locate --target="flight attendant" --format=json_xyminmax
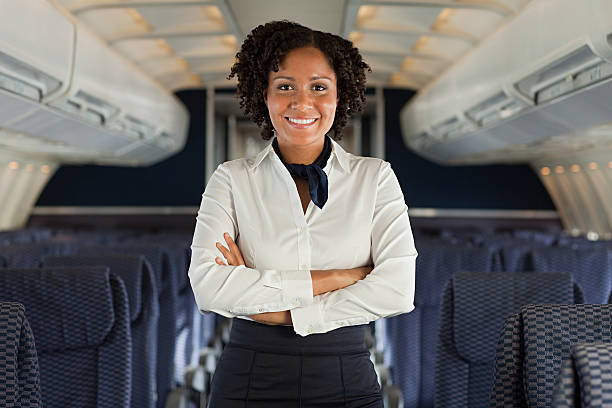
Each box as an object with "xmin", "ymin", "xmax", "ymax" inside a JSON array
[{"xmin": 188, "ymin": 20, "xmax": 417, "ymax": 407}]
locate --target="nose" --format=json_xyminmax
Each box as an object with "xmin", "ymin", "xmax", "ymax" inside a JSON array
[{"xmin": 290, "ymin": 89, "xmax": 314, "ymax": 111}]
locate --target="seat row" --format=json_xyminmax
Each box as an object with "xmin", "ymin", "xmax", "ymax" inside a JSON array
[
  {"xmin": 384, "ymin": 236, "xmax": 612, "ymax": 408},
  {"xmin": 0, "ymin": 229, "xmax": 215, "ymax": 408}
]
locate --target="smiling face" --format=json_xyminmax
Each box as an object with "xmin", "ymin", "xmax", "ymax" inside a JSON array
[{"xmin": 264, "ymin": 46, "xmax": 338, "ymax": 154}]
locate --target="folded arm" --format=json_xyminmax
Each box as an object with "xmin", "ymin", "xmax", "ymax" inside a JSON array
[
  {"xmin": 289, "ymin": 161, "xmax": 417, "ymax": 336},
  {"xmin": 214, "ymin": 231, "xmax": 372, "ymax": 325}
]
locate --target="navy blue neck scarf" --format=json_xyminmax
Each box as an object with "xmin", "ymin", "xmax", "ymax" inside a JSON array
[{"xmin": 272, "ymin": 136, "xmax": 332, "ymax": 209}]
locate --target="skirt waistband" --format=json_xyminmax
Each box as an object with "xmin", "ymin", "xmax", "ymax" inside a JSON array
[{"xmin": 228, "ymin": 318, "xmax": 368, "ymax": 355}]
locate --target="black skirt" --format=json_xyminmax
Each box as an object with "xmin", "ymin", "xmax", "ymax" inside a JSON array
[{"xmin": 208, "ymin": 318, "xmax": 383, "ymax": 408}]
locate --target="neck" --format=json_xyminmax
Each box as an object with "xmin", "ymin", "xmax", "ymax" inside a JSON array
[{"xmin": 276, "ymin": 138, "xmax": 326, "ymax": 165}]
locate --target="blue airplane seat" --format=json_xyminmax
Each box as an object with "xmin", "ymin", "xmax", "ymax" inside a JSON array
[
  {"xmin": 512, "ymin": 229, "xmax": 558, "ymax": 246},
  {"xmin": 0, "ymin": 243, "xmax": 69, "ymax": 268},
  {"xmin": 0, "ymin": 301, "xmax": 41, "ymax": 407},
  {"xmin": 435, "ymin": 272, "xmax": 581, "ymax": 408},
  {"xmin": 43, "ymin": 255, "xmax": 159, "ymax": 408},
  {"xmin": 492, "ymin": 304, "xmax": 612, "ymax": 407},
  {"xmin": 124, "ymin": 235, "xmax": 196, "ymax": 385},
  {"xmin": 72, "ymin": 244, "xmax": 177, "ymax": 408},
  {"xmin": 532, "ymin": 246, "xmax": 612, "ymax": 303},
  {"xmin": 385, "ymin": 242, "xmax": 496, "ymax": 408},
  {"xmin": 0, "ymin": 267, "xmax": 132, "ymax": 407},
  {"xmin": 552, "ymin": 342, "xmax": 612, "ymax": 407}
]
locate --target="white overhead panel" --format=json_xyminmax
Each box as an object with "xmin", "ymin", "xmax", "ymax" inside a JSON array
[
  {"xmin": 1, "ymin": 0, "xmax": 190, "ymax": 167},
  {"xmin": 400, "ymin": 0, "xmax": 612, "ymax": 165},
  {"xmin": 344, "ymin": 0, "xmax": 526, "ymax": 90},
  {"xmin": 228, "ymin": 0, "xmax": 345, "ymax": 35},
  {"xmin": 57, "ymin": 0, "xmax": 242, "ymax": 91},
  {"xmin": 0, "ymin": 0, "xmax": 73, "ymax": 118}
]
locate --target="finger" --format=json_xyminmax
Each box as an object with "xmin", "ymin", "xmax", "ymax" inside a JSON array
[
  {"xmin": 215, "ymin": 257, "xmax": 227, "ymax": 266},
  {"xmin": 224, "ymin": 233, "xmax": 245, "ymax": 265},
  {"xmin": 215, "ymin": 242, "xmax": 233, "ymax": 262},
  {"xmin": 217, "ymin": 240, "xmax": 240, "ymax": 266}
]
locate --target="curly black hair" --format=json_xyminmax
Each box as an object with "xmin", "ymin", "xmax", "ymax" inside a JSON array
[{"xmin": 227, "ymin": 20, "xmax": 371, "ymax": 141}]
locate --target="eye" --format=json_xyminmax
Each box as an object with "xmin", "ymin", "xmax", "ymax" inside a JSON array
[
  {"xmin": 313, "ymin": 84, "xmax": 327, "ymax": 91},
  {"xmin": 277, "ymin": 84, "xmax": 293, "ymax": 91}
]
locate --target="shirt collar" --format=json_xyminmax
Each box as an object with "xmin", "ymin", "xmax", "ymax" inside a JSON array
[{"xmin": 249, "ymin": 137, "xmax": 350, "ymax": 173}]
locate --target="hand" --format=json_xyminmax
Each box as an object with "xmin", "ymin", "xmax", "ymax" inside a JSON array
[{"xmin": 215, "ymin": 232, "xmax": 245, "ymax": 266}]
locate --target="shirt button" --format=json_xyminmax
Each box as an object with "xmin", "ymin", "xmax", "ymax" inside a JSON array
[{"xmin": 258, "ymin": 308, "xmax": 264, "ymax": 312}]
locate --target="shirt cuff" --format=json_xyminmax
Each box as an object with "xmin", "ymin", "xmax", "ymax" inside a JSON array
[
  {"xmin": 280, "ymin": 269, "xmax": 314, "ymax": 307},
  {"xmin": 290, "ymin": 299, "xmax": 325, "ymax": 336}
]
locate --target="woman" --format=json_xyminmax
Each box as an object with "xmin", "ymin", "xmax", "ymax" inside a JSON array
[{"xmin": 188, "ymin": 20, "xmax": 417, "ymax": 407}]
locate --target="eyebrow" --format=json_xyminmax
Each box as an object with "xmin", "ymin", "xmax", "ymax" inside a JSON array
[{"xmin": 271, "ymin": 75, "xmax": 333, "ymax": 81}]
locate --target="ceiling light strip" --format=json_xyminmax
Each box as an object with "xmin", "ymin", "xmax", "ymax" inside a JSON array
[
  {"xmin": 361, "ymin": 50, "xmax": 452, "ymax": 63},
  {"xmin": 356, "ymin": 27, "xmax": 478, "ymax": 44},
  {"xmin": 108, "ymin": 30, "xmax": 233, "ymax": 45},
  {"xmin": 361, "ymin": 0, "xmax": 511, "ymax": 17},
  {"xmin": 72, "ymin": 1, "xmax": 216, "ymax": 15}
]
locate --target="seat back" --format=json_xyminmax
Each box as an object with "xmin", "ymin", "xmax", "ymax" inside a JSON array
[
  {"xmin": 44, "ymin": 255, "xmax": 159, "ymax": 408},
  {"xmin": 0, "ymin": 301, "xmax": 41, "ymax": 406},
  {"xmin": 72, "ymin": 244, "xmax": 177, "ymax": 407},
  {"xmin": 532, "ymin": 247, "xmax": 612, "ymax": 303},
  {"xmin": 552, "ymin": 342, "xmax": 612, "ymax": 408},
  {"xmin": 386, "ymin": 243, "xmax": 496, "ymax": 408},
  {"xmin": 0, "ymin": 267, "xmax": 132, "ymax": 407},
  {"xmin": 435, "ymin": 272, "xmax": 579, "ymax": 408},
  {"xmin": 492, "ymin": 304, "xmax": 612, "ymax": 408},
  {"xmin": 0, "ymin": 243, "xmax": 68, "ymax": 268}
]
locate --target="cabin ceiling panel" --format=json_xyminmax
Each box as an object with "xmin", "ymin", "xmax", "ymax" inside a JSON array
[
  {"xmin": 356, "ymin": 5, "xmax": 442, "ymax": 32},
  {"xmin": 440, "ymin": 9, "xmax": 505, "ymax": 38},
  {"xmin": 54, "ymin": 0, "xmax": 531, "ymax": 91},
  {"xmin": 113, "ymin": 39, "xmax": 174, "ymax": 61},
  {"xmin": 164, "ymin": 36, "xmax": 237, "ymax": 57},
  {"xmin": 136, "ymin": 5, "xmax": 227, "ymax": 33},
  {"xmin": 351, "ymin": 32, "xmax": 422, "ymax": 56},
  {"xmin": 155, "ymin": 71, "xmax": 203, "ymax": 91},
  {"xmin": 138, "ymin": 56, "xmax": 191, "ymax": 77},
  {"xmin": 227, "ymin": 0, "xmax": 345, "ymax": 35},
  {"xmin": 77, "ymin": 9, "xmax": 151, "ymax": 39},
  {"xmin": 414, "ymin": 36, "xmax": 473, "ymax": 59}
]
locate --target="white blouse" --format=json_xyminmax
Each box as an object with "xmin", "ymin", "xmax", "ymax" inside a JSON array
[{"xmin": 188, "ymin": 138, "xmax": 417, "ymax": 336}]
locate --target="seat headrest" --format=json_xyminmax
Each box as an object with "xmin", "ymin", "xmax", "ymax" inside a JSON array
[
  {"xmin": 0, "ymin": 267, "xmax": 114, "ymax": 353},
  {"xmin": 75, "ymin": 245, "xmax": 169, "ymax": 292},
  {"xmin": 415, "ymin": 244, "xmax": 493, "ymax": 305},
  {"xmin": 453, "ymin": 272, "xmax": 575, "ymax": 363},
  {"xmin": 43, "ymin": 255, "xmax": 145, "ymax": 323}
]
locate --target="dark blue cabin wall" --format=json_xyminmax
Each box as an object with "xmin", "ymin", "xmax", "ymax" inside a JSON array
[
  {"xmin": 383, "ymin": 88, "xmax": 555, "ymax": 210},
  {"xmin": 36, "ymin": 89, "xmax": 208, "ymax": 206},
  {"xmin": 36, "ymin": 88, "xmax": 554, "ymax": 210}
]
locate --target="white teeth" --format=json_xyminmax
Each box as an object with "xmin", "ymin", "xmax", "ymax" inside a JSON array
[{"xmin": 287, "ymin": 117, "xmax": 316, "ymax": 125}]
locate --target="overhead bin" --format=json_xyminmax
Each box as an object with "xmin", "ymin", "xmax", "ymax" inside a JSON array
[
  {"xmin": 0, "ymin": 0, "xmax": 189, "ymax": 166},
  {"xmin": 0, "ymin": 0, "xmax": 73, "ymax": 116},
  {"xmin": 401, "ymin": 0, "xmax": 612, "ymax": 165}
]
